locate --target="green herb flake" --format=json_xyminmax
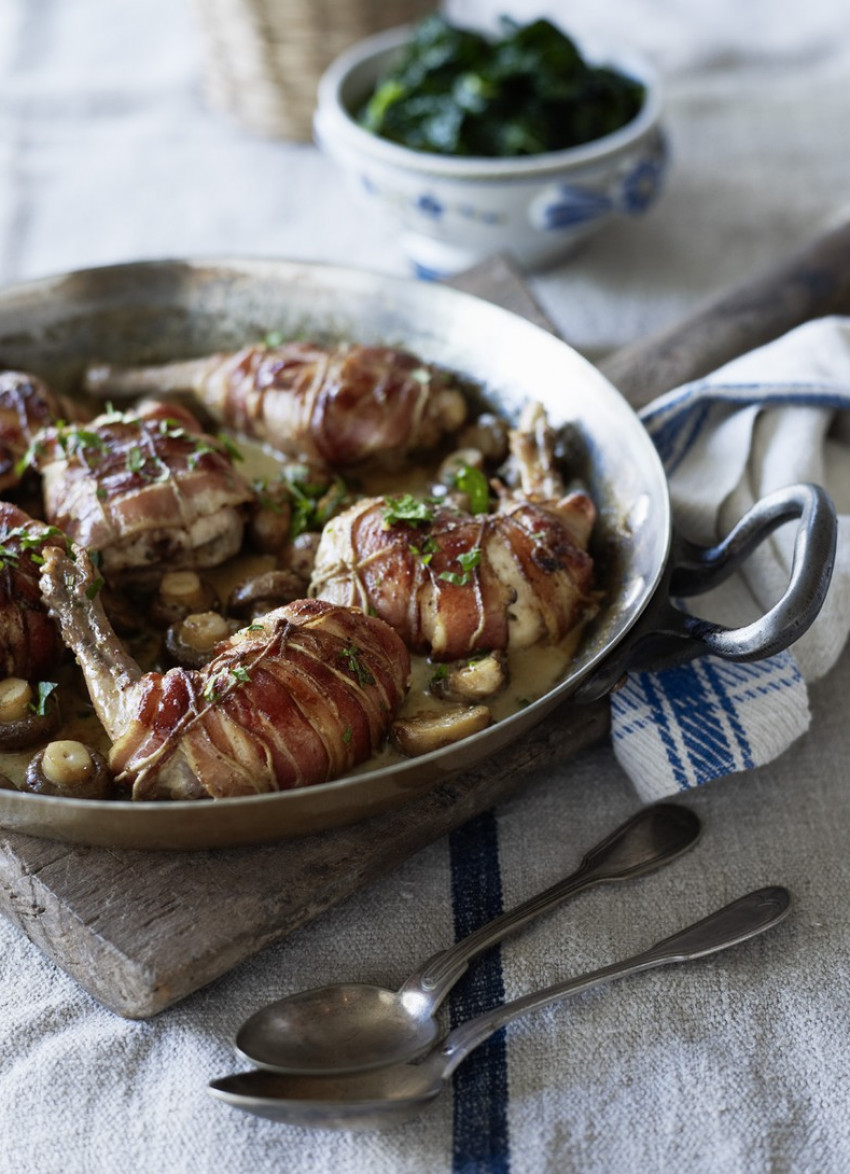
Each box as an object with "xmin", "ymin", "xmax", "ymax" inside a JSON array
[
  {"xmin": 126, "ymin": 445, "xmax": 145, "ymax": 474},
  {"xmin": 85, "ymin": 576, "xmax": 105, "ymax": 600},
  {"xmin": 229, "ymin": 666, "xmax": 251, "ymax": 683},
  {"xmin": 341, "ymin": 644, "xmax": 376, "ymax": 688},
  {"xmin": 29, "ymin": 680, "xmax": 58, "ymax": 718},
  {"xmin": 438, "ymin": 546, "xmax": 481, "ymax": 586},
  {"xmin": 454, "ymin": 464, "xmax": 491, "ymax": 515},
  {"xmin": 342, "ymin": 726, "xmax": 353, "ymax": 744},
  {"xmin": 381, "ymin": 494, "xmax": 436, "ymax": 529}
]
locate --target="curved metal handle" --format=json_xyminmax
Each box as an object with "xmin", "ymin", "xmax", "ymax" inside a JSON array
[
  {"xmin": 439, "ymin": 886, "xmax": 792, "ymax": 1077},
  {"xmin": 574, "ymin": 482, "xmax": 837, "ymax": 701},
  {"xmin": 399, "ymin": 803, "xmax": 701, "ymax": 1008}
]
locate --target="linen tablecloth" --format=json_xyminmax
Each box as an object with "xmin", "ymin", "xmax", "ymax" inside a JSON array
[{"xmin": 1, "ymin": 3, "xmax": 850, "ymax": 1172}]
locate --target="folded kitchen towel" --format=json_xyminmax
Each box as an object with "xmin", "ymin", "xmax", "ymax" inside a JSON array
[{"xmin": 611, "ymin": 315, "xmax": 850, "ymax": 800}]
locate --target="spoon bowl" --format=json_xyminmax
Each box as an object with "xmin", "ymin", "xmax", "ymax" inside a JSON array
[
  {"xmin": 212, "ymin": 886, "xmax": 792, "ymax": 1130},
  {"xmin": 235, "ymin": 803, "xmax": 701, "ymax": 1074}
]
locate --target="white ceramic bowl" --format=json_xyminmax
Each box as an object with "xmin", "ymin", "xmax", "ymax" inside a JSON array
[{"xmin": 314, "ymin": 25, "xmax": 668, "ymax": 277}]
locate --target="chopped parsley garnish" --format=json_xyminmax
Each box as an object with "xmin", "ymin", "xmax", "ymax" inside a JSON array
[
  {"xmin": 229, "ymin": 666, "xmax": 251, "ymax": 683},
  {"xmin": 215, "ymin": 433, "xmax": 245, "ymax": 463},
  {"xmin": 85, "ymin": 576, "xmax": 105, "ymax": 600},
  {"xmin": 453, "ymin": 464, "xmax": 491, "ymax": 515},
  {"xmin": 126, "ymin": 445, "xmax": 145, "ymax": 473},
  {"xmin": 0, "ymin": 524, "xmax": 64, "ymax": 570},
  {"xmin": 341, "ymin": 644, "xmax": 376, "ymax": 688},
  {"xmin": 281, "ymin": 468, "xmax": 348, "ymax": 539},
  {"xmin": 408, "ymin": 535, "xmax": 439, "ymax": 565},
  {"xmin": 438, "ymin": 547, "xmax": 481, "ymax": 586},
  {"xmin": 382, "ymin": 494, "xmax": 436, "ymax": 528},
  {"xmin": 29, "ymin": 681, "xmax": 58, "ymax": 717},
  {"xmin": 342, "ymin": 726, "xmax": 353, "ymax": 744}
]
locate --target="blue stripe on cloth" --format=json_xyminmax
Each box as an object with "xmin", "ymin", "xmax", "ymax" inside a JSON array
[
  {"xmin": 650, "ymin": 398, "xmax": 714, "ymax": 471},
  {"xmin": 659, "ymin": 661, "xmax": 749, "ymax": 779},
  {"xmin": 629, "ymin": 670, "xmax": 690, "ymax": 790},
  {"xmin": 700, "ymin": 658, "xmax": 755, "ymax": 770},
  {"xmin": 448, "ymin": 811, "xmax": 510, "ymax": 1174}
]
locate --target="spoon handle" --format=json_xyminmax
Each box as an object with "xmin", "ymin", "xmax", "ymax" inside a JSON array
[
  {"xmin": 404, "ymin": 803, "xmax": 701, "ymax": 1004},
  {"xmin": 438, "ymin": 885, "xmax": 791, "ymax": 1078}
]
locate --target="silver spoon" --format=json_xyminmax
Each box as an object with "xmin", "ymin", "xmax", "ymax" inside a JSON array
[
  {"xmin": 235, "ymin": 803, "xmax": 701, "ymax": 1075},
  {"xmin": 210, "ymin": 885, "xmax": 791, "ymax": 1131}
]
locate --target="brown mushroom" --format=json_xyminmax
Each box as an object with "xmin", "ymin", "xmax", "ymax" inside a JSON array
[
  {"xmin": 24, "ymin": 740, "xmax": 112, "ymax": 799},
  {"xmin": 436, "ymin": 447, "xmax": 486, "ymax": 486},
  {"xmin": 284, "ymin": 531, "xmax": 322, "ymax": 581},
  {"xmin": 0, "ymin": 678, "xmax": 61, "ymax": 751},
  {"xmin": 457, "ymin": 413, "xmax": 509, "ymax": 463},
  {"xmin": 429, "ymin": 653, "xmax": 508, "ymax": 704},
  {"xmin": 149, "ymin": 571, "xmax": 220, "ymax": 628},
  {"xmin": 165, "ymin": 610, "xmax": 235, "ymax": 668},
  {"xmin": 249, "ymin": 484, "xmax": 293, "ymax": 555},
  {"xmin": 228, "ymin": 570, "xmax": 306, "ymax": 618},
  {"xmin": 391, "ymin": 704, "xmax": 492, "ymax": 757}
]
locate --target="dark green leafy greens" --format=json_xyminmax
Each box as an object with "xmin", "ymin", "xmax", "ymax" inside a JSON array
[{"xmin": 359, "ymin": 15, "xmax": 645, "ymax": 158}]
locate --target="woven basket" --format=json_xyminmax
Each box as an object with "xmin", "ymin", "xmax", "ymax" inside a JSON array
[{"xmin": 193, "ymin": 0, "xmax": 436, "ymax": 140}]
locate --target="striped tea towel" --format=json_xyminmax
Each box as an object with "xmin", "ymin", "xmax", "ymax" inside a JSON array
[{"xmin": 611, "ymin": 315, "xmax": 850, "ymax": 800}]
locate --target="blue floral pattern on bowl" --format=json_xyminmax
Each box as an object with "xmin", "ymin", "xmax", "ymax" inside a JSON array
[
  {"xmin": 538, "ymin": 188, "xmax": 614, "ymax": 230},
  {"xmin": 534, "ymin": 129, "xmax": 669, "ymax": 233},
  {"xmin": 620, "ymin": 130, "xmax": 668, "ymax": 214}
]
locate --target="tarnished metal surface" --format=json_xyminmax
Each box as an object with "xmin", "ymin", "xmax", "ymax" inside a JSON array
[{"xmin": 0, "ymin": 258, "xmax": 670, "ymax": 848}]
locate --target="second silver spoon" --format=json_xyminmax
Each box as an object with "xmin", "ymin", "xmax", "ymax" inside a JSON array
[{"xmin": 235, "ymin": 802, "xmax": 701, "ymax": 1075}]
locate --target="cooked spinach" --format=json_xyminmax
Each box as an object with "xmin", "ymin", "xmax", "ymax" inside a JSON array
[{"xmin": 359, "ymin": 15, "xmax": 645, "ymax": 157}]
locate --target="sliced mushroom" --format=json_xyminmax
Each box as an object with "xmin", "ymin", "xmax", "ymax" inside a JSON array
[
  {"xmin": 249, "ymin": 484, "xmax": 293, "ymax": 555},
  {"xmin": 149, "ymin": 570, "xmax": 220, "ymax": 628},
  {"xmin": 284, "ymin": 531, "xmax": 322, "ymax": 581},
  {"xmin": 457, "ymin": 412, "xmax": 509, "ymax": 463},
  {"xmin": 227, "ymin": 569, "xmax": 306, "ymax": 619},
  {"xmin": 429, "ymin": 653, "xmax": 508, "ymax": 704},
  {"xmin": 165, "ymin": 610, "xmax": 235, "ymax": 668},
  {"xmin": 25, "ymin": 740, "xmax": 112, "ymax": 799},
  {"xmin": 391, "ymin": 704, "xmax": 492, "ymax": 757},
  {"xmin": 0, "ymin": 678, "xmax": 61, "ymax": 751}
]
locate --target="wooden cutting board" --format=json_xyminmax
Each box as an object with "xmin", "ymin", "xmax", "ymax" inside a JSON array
[{"xmin": 2, "ymin": 222, "xmax": 849, "ymax": 1018}]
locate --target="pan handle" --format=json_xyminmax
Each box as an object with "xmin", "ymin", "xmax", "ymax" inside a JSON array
[{"xmin": 573, "ymin": 483, "xmax": 837, "ymax": 702}]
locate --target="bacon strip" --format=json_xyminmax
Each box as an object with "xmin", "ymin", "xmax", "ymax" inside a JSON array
[
  {"xmin": 311, "ymin": 493, "xmax": 596, "ymax": 660},
  {"xmin": 85, "ymin": 343, "xmax": 468, "ymax": 467},
  {"xmin": 39, "ymin": 543, "xmax": 410, "ymax": 801}
]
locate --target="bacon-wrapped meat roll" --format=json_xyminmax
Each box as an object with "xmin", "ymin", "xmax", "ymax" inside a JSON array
[
  {"xmin": 0, "ymin": 370, "xmax": 66, "ymax": 494},
  {"xmin": 310, "ymin": 402, "xmax": 596, "ymax": 660},
  {"xmin": 0, "ymin": 501, "xmax": 66, "ymax": 678},
  {"xmin": 30, "ymin": 402, "xmax": 253, "ymax": 584},
  {"xmin": 84, "ymin": 342, "xmax": 467, "ymax": 467},
  {"xmin": 39, "ymin": 543, "xmax": 410, "ymax": 800}
]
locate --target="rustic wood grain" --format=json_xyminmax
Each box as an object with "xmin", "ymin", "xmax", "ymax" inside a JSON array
[
  {"xmin": 598, "ymin": 218, "xmax": 850, "ymax": 408},
  {"xmin": 1, "ymin": 226, "xmax": 846, "ymax": 1018},
  {"xmin": 0, "ymin": 697, "xmax": 609, "ymax": 1017}
]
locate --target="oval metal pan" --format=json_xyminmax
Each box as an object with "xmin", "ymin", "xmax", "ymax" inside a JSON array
[{"xmin": 0, "ymin": 259, "xmax": 670, "ymax": 848}]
